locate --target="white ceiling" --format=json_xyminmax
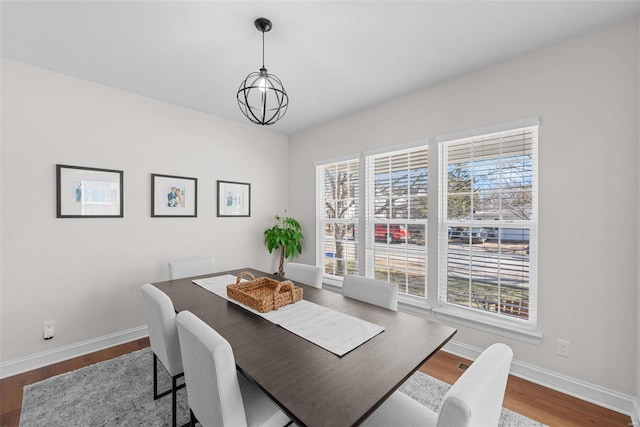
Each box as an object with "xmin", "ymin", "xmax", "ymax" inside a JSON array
[{"xmin": 2, "ymin": 1, "xmax": 640, "ymax": 135}]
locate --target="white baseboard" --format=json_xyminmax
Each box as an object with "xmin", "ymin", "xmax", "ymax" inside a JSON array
[
  {"xmin": 0, "ymin": 326, "xmax": 149, "ymax": 379},
  {"xmin": 633, "ymin": 399, "xmax": 640, "ymax": 427},
  {"xmin": 443, "ymin": 340, "xmax": 639, "ymax": 423}
]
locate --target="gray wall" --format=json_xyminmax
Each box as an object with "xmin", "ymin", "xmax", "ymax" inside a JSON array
[
  {"xmin": 289, "ymin": 18, "xmax": 639, "ymax": 395},
  {"xmin": 637, "ymin": 14, "xmax": 640, "ymax": 415},
  {"xmin": 1, "ymin": 59, "xmax": 288, "ymax": 361}
]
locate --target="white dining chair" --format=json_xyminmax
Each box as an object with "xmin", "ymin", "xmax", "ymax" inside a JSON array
[
  {"xmin": 168, "ymin": 256, "xmax": 216, "ymax": 280},
  {"xmin": 175, "ymin": 310, "xmax": 291, "ymax": 427},
  {"xmin": 285, "ymin": 262, "xmax": 323, "ymax": 288},
  {"xmin": 140, "ymin": 283, "xmax": 185, "ymax": 427},
  {"xmin": 342, "ymin": 274, "xmax": 398, "ymax": 311},
  {"xmin": 363, "ymin": 343, "xmax": 513, "ymax": 427}
]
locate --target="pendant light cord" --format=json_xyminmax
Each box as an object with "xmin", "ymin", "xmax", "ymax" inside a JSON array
[{"xmin": 262, "ymin": 31, "xmax": 266, "ymax": 68}]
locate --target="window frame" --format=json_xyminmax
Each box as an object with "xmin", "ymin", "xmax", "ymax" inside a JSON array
[
  {"xmin": 313, "ymin": 118, "xmax": 542, "ymax": 343},
  {"xmin": 315, "ymin": 156, "xmax": 360, "ymax": 284},
  {"xmin": 436, "ymin": 119, "xmax": 539, "ymax": 334},
  {"xmin": 364, "ymin": 144, "xmax": 429, "ymax": 299}
]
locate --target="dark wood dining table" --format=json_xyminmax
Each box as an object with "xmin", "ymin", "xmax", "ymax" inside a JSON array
[{"xmin": 153, "ymin": 268, "xmax": 457, "ymax": 427}]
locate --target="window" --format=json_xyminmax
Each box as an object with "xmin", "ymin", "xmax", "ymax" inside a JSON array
[
  {"xmin": 313, "ymin": 119, "xmax": 539, "ymax": 337},
  {"xmin": 316, "ymin": 158, "xmax": 359, "ymax": 279},
  {"xmin": 365, "ymin": 146, "xmax": 428, "ymax": 297},
  {"xmin": 438, "ymin": 125, "xmax": 538, "ymax": 325}
]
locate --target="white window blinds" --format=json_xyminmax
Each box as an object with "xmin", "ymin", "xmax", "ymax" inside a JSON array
[
  {"xmin": 316, "ymin": 159, "xmax": 359, "ymax": 278},
  {"xmin": 365, "ymin": 146, "xmax": 428, "ymax": 297},
  {"xmin": 439, "ymin": 125, "xmax": 538, "ymax": 325}
]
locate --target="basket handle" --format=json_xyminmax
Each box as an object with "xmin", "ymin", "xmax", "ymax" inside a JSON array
[
  {"xmin": 236, "ymin": 271, "xmax": 255, "ymax": 284},
  {"xmin": 274, "ymin": 280, "xmax": 295, "ymax": 304}
]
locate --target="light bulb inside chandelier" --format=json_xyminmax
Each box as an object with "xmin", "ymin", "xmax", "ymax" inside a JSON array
[
  {"xmin": 237, "ymin": 18, "xmax": 289, "ymax": 126},
  {"xmin": 257, "ymin": 70, "xmax": 269, "ymax": 93}
]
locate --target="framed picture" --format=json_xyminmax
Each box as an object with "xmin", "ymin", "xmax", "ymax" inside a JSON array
[
  {"xmin": 56, "ymin": 164, "xmax": 124, "ymax": 218},
  {"xmin": 217, "ymin": 180, "xmax": 251, "ymax": 217},
  {"xmin": 151, "ymin": 174, "xmax": 198, "ymax": 217}
]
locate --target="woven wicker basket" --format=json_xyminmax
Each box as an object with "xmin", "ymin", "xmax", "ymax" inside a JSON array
[{"xmin": 227, "ymin": 271, "xmax": 303, "ymax": 313}]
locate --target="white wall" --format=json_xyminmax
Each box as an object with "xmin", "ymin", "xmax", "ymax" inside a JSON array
[
  {"xmin": 0, "ymin": 59, "xmax": 288, "ymax": 362},
  {"xmin": 637, "ymin": 14, "xmax": 640, "ymax": 414},
  {"xmin": 289, "ymin": 18, "xmax": 639, "ymax": 395}
]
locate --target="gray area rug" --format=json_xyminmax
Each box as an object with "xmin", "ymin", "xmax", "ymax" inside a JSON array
[{"xmin": 20, "ymin": 347, "xmax": 544, "ymax": 426}]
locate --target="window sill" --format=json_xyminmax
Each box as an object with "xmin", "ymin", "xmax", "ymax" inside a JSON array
[
  {"xmin": 321, "ymin": 276, "xmax": 343, "ymax": 292},
  {"xmin": 433, "ymin": 305, "xmax": 543, "ymax": 345},
  {"xmin": 398, "ymin": 294, "xmax": 432, "ymax": 316}
]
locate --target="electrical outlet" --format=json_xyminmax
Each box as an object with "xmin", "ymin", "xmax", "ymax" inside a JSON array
[
  {"xmin": 557, "ymin": 339, "xmax": 570, "ymax": 357},
  {"xmin": 43, "ymin": 321, "xmax": 55, "ymax": 340}
]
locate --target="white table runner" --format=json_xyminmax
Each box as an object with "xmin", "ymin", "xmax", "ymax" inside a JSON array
[{"xmin": 193, "ymin": 274, "xmax": 385, "ymax": 356}]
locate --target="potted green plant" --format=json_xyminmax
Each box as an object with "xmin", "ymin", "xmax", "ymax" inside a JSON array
[{"xmin": 264, "ymin": 211, "xmax": 303, "ymax": 276}]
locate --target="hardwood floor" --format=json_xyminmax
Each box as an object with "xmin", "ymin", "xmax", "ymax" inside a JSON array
[
  {"xmin": 420, "ymin": 350, "xmax": 632, "ymax": 427},
  {"xmin": 0, "ymin": 338, "xmax": 632, "ymax": 426}
]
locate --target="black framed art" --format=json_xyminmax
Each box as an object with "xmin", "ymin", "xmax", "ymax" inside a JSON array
[
  {"xmin": 56, "ymin": 164, "xmax": 124, "ymax": 218},
  {"xmin": 217, "ymin": 180, "xmax": 251, "ymax": 217},
  {"xmin": 151, "ymin": 174, "xmax": 198, "ymax": 217}
]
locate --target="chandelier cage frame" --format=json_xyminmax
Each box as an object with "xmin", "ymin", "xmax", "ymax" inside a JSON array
[{"xmin": 237, "ymin": 18, "xmax": 289, "ymax": 126}]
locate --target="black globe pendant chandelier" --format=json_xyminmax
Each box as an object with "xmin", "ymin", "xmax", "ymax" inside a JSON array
[{"xmin": 237, "ymin": 18, "xmax": 289, "ymax": 126}]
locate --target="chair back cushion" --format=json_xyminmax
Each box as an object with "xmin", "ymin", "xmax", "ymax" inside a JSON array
[
  {"xmin": 342, "ymin": 275, "xmax": 398, "ymax": 311},
  {"xmin": 140, "ymin": 284, "xmax": 183, "ymax": 376},
  {"xmin": 176, "ymin": 311, "xmax": 247, "ymax": 427},
  {"xmin": 437, "ymin": 343, "xmax": 513, "ymax": 427},
  {"xmin": 169, "ymin": 257, "xmax": 216, "ymax": 280},
  {"xmin": 285, "ymin": 263, "xmax": 323, "ymax": 288}
]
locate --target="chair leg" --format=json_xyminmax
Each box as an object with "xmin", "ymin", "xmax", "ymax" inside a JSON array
[
  {"xmin": 153, "ymin": 353, "xmax": 172, "ymax": 400},
  {"xmin": 172, "ymin": 374, "xmax": 187, "ymax": 427},
  {"xmin": 152, "ymin": 352, "xmax": 187, "ymax": 426},
  {"xmin": 153, "ymin": 353, "xmax": 159, "ymax": 399},
  {"xmin": 172, "ymin": 375, "xmax": 178, "ymax": 427},
  {"xmin": 190, "ymin": 409, "xmax": 197, "ymax": 427}
]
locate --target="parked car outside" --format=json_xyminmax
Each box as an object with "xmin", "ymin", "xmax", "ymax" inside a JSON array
[
  {"xmin": 462, "ymin": 228, "xmax": 488, "ymax": 243},
  {"xmin": 375, "ymin": 224, "xmax": 410, "ymax": 243},
  {"xmin": 448, "ymin": 228, "xmax": 464, "ymax": 239}
]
